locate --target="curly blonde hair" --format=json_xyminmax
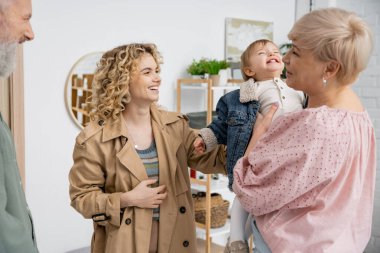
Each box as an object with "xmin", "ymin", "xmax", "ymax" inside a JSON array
[{"xmin": 88, "ymin": 43, "xmax": 162, "ymax": 122}]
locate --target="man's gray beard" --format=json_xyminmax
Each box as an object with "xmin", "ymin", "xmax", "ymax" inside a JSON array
[{"xmin": 0, "ymin": 42, "xmax": 17, "ymax": 78}]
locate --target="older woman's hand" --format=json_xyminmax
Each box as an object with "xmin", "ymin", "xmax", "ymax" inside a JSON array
[{"xmin": 244, "ymin": 103, "xmax": 278, "ymax": 156}]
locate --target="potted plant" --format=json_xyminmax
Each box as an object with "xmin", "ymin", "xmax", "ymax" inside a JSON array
[
  {"xmin": 186, "ymin": 58, "xmax": 208, "ymax": 78},
  {"xmin": 203, "ymin": 59, "xmax": 229, "ymax": 75},
  {"xmin": 186, "ymin": 58, "xmax": 230, "ymax": 85},
  {"xmin": 204, "ymin": 59, "xmax": 230, "ymax": 86}
]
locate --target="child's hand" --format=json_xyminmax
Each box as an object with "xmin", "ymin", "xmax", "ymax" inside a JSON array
[{"xmin": 193, "ymin": 137, "xmax": 206, "ymax": 154}]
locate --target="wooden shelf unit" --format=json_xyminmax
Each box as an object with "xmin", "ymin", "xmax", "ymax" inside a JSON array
[
  {"xmin": 71, "ymin": 74, "xmax": 93, "ymax": 127},
  {"xmin": 177, "ymin": 78, "xmax": 242, "ymax": 253}
]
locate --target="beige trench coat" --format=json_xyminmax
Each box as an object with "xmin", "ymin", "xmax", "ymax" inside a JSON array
[{"xmin": 69, "ymin": 105, "xmax": 226, "ymax": 253}]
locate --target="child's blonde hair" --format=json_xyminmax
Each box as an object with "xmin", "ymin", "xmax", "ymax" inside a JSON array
[{"xmin": 240, "ymin": 39, "xmax": 277, "ymax": 81}]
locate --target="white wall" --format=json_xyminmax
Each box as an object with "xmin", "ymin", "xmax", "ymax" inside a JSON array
[{"xmin": 23, "ymin": 0, "xmax": 296, "ymax": 252}]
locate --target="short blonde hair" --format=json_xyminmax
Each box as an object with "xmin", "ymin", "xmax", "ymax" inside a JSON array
[
  {"xmin": 89, "ymin": 43, "xmax": 162, "ymax": 122},
  {"xmin": 240, "ymin": 39, "xmax": 277, "ymax": 81},
  {"xmin": 288, "ymin": 8, "xmax": 373, "ymax": 84}
]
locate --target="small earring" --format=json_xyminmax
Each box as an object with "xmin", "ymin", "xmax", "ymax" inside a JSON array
[{"xmin": 323, "ymin": 78, "xmax": 327, "ymax": 86}]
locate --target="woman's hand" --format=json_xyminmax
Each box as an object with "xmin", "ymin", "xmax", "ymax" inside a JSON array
[
  {"xmin": 244, "ymin": 103, "xmax": 278, "ymax": 156},
  {"xmin": 120, "ymin": 179, "xmax": 167, "ymax": 209}
]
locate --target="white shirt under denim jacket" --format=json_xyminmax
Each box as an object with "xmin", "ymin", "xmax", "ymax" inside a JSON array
[
  {"xmin": 200, "ymin": 77, "xmax": 306, "ymax": 190},
  {"xmin": 241, "ymin": 77, "xmax": 305, "ymax": 119}
]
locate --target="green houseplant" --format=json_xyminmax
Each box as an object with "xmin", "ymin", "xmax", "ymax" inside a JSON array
[
  {"xmin": 204, "ymin": 59, "xmax": 230, "ymax": 75},
  {"xmin": 186, "ymin": 58, "xmax": 230, "ymax": 76},
  {"xmin": 186, "ymin": 58, "xmax": 208, "ymax": 76},
  {"xmin": 186, "ymin": 58, "xmax": 230, "ymax": 85},
  {"xmin": 204, "ymin": 59, "xmax": 230, "ymax": 86}
]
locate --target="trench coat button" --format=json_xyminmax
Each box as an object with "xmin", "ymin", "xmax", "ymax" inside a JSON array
[
  {"xmin": 179, "ymin": 206, "xmax": 186, "ymax": 214},
  {"xmin": 125, "ymin": 218, "xmax": 132, "ymax": 225},
  {"xmin": 98, "ymin": 119, "xmax": 105, "ymax": 126},
  {"xmin": 183, "ymin": 240, "xmax": 190, "ymax": 247},
  {"xmin": 282, "ymin": 96, "xmax": 285, "ymax": 99}
]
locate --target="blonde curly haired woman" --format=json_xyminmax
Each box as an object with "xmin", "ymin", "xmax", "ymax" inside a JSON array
[{"xmin": 69, "ymin": 43, "xmax": 226, "ymax": 253}]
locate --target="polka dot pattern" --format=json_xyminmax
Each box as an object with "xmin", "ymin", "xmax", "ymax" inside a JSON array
[
  {"xmin": 233, "ymin": 106, "xmax": 372, "ymax": 216},
  {"xmin": 232, "ymin": 105, "xmax": 377, "ymax": 252}
]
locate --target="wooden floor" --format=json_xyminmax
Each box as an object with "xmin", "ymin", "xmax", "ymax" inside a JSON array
[{"xmin": 197, "ymin": 238, "xmax": 225, "ymax": 253}]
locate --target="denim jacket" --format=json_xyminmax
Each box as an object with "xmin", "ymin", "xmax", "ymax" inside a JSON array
[{"xmin": 200, "ymin": 86, "xmax": 260, "ymax": 190}]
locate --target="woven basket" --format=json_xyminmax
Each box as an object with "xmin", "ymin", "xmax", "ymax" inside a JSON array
[{"xmin": 192, "ymin": 192, "xmax": 230, "ymax": 228}]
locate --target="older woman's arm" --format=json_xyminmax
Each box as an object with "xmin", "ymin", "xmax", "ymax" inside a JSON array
[
  {"xmin": 244, "ymin": 103, "xmax": 278, "ymax": 157},
  {"xmin": 233, "ymin": 109, "xmax": 350, "ymax": 216}
]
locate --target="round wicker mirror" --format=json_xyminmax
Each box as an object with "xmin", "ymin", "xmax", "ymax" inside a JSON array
[{"xmin": 64, "ymin": 52, "xmax": 103, "ymax": 129}]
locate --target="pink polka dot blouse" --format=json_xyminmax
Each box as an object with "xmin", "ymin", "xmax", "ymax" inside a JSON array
[{"xmin": 233, "ymin": 106, "xmax": 376, "ymax": 253}]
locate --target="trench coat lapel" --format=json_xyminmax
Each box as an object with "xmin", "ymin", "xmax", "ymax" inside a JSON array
[
  {"xmin": 151, "ymin": 107, "xmax": 183, "ymax": 253},
  {"xmin": 116, "ymin": 141, "xmax": 148, "ymax": 182},
  {"xmin": 150, "ymin": 106, "xmax": 182, "ymax": 192},
  {"xmin": 102, "ymin": 116, "xmax": 148, "ymax": 182}
]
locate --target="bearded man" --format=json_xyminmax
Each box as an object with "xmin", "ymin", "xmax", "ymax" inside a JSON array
[{"xmin": 0, "ymin": 0, "xmax": 38, "ymax": 252}]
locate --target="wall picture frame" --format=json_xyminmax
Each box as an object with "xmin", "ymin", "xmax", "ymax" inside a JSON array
[{"xmin": 225, "ymin": 17, "xmax": 273, "ymax": 64}]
